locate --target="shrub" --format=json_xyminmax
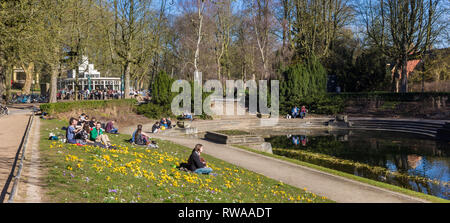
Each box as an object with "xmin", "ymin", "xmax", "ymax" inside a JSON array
[
  {"xmin": 152, "ymin": 71, "xmax": 175, "ymax": 106},
  {"xmin": 40, "ymin": 99, "xmax": 137, "ymax": 115},
  {"xmin": 280, "ymin": 57, "xmax": 340, "ymax": 115},
  {"xmin": 136, "ymin": 102, "xmax": 174, "ymax": 119}
]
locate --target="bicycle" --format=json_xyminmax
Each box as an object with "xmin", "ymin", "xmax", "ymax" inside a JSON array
[{"xmin": 0, "ymin": 104, "xmax": 9, "ymax": 116}]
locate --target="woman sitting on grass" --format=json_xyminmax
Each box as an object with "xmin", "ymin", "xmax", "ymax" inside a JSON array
[
  {"xmin": 132, "ymin": 125, "xmax": 148, "ymax": 145},
  {"xmin": 152, "ymin": 122, "xmax": 161, "ymax": 133},
  {"xmin": 187, "ymin": 144, "xmax": 213, "ymax": 175},
  {"xmin": 131, "ymin": 124, "xmax": 158, "ymax": 148}
]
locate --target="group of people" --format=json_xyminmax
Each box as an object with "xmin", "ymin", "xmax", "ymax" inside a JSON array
[
  {"xmin": 151, "ymin": 117, "xmax": 174, "ymax": 133},
  {"xmin": 65, "ymin": 113, "xmax": 215, "ymax": 176},
  {"xmin": 129, "ymin": 122, "xmax": 214, "ymax": 175},
  {"xmin": 65, "ymin": 114, "xmax": 119, "ymax": 149},
  {"xmin": 288, "ymin": 106, "xmax": 308, "ymax": 119},
  {"xmin": 57, "ymin": 88, "xmax": 123, "ymax": 101}
]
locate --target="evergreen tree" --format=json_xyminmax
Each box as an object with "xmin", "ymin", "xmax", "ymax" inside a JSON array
[
  {"xmin": 151, "ymin": 71, "xmax": 174, "ymax": 107},
  {"xmin": 280, "ymin": 56, "xmax": 327, "ymax": 113}
]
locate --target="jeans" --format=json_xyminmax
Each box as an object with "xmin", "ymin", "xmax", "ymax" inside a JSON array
[
  {"xmin": 109, "ymin": 128, "xmax": 118, "ymax": 134},
  {"xmin": 292, "ymin": 112, "xmax": 298, "ymax": 118},
  {"xmin": 300, "ymin": 112, "xmax": 306, "ymax": 119},
  {"xmin": 194, "ymin": 167, "xmax": 213, "ymax": 175}
]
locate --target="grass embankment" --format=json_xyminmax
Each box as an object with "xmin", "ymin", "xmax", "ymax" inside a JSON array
[
  {"xmin": 234, "ymin": 145, "xmax": 449, "ymax": 203},
  {"xmin": 39, "ymin": 119, "xmax": 332, "ymax": 203}
]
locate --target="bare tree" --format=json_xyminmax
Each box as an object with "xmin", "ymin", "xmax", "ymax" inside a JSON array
[
  {"xmin": 362, "ymin": 0, "xmax": 447, "ymax": 92},
  {"xmin": 101, "ymin": 0, "xmax": 154, "ymax": 98}
]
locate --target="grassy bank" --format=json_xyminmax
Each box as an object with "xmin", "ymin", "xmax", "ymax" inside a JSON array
[
  {"xmin": 39, "ymin": 119, "xmax": 332, "ymax": 203},
  {"xmin": 234, "ymin": 145, "xmax": 449, "ymax": 203}
]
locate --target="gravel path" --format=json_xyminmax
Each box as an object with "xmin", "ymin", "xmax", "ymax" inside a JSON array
[{"xmin": 0, "ymin": 108, "xmax": 32, "ymax": 202}]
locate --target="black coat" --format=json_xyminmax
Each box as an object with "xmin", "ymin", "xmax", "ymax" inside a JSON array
[{"xmin": 187, "ymin": 149, "xmax": 205, "ymax": 171}]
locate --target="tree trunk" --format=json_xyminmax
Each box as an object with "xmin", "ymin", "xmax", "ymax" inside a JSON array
[
  {"xmin": 21, "ymin": 62, "xmax": 34, "ymax": 95},
  {"xmin": 5, "ymin": 65, "xmax": 12, "ymax": 102},
  {"xmin": 49, "ymin": 64, "xmax": 58, "ymax": 103},
  {"xmin": 400, "ymin": 53, "xmax": 408, "ymax": 93},
  {"xmin": 124, "ymin": 62, "xmax": 131, "ymax": 99}
]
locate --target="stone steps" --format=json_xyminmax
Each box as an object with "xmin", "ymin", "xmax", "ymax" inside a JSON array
[{"xmin": 350, "ymin": 119, "xmax": 446, "ymax": 138}]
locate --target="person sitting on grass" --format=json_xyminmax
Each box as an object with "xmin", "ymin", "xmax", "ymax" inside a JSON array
[
  {"xmin": 161, "ymin": 118, "xmax": 169, "ymax": 127},
  {"xmin": 152, "ymin": 122, "xmax": 161, "ymax": 133},
  {"xmin": 133, "ymin": 124, "xmax": 149, "ymax": 145},
  {"xmin": 80, "ymin": 124, "xmax": 94, "ymax": 144},
  {"xmin": 106, "ymin": 120, "xmax": 119, "ymax": 134},
  {"xmin": 88, "ymin": 117, "xmax": 97, "ymax": 128},
  {"xmin": 187, "ymin": 144, "xmax": 213, "ymax": 175},
  {"xmin": 166, "ymin": 117, "xmax": 173, "ymax": 129},
  {"xmin": 67, "ymin": 117, "xmax": 84, "ymax": 145},
  {"xmin": 291, "ymin": 106, "xmax": 299, "ymax": 119},
  {"xmin": 132, "ymin": 124, "xmax": 158, "ymax": 148},
  {"xmin": 300, "ymin": 106, "xmax": 307, "ymax": 119},
  {"xmin": 90, "ymin": 122, "xmax": 112, "ymax": 148},
  {"xmin": 79, "ymin": 113, "xmax": 87, "ymax": 123}
]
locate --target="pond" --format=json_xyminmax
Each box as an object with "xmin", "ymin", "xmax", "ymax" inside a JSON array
[{"xmin": 265, "ymin": 130, "xmax": 450, "ymax": 200}]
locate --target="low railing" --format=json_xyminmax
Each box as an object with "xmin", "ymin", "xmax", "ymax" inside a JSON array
[{"xmin": 7, "ymin": 111, "xmax": 35, "ymax": 203}]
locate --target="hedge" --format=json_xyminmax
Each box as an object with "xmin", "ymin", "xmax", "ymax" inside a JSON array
[
  {"xmin": 40, "ymin": 99, "xmax": 137, "ymax": 115},
  {"xmin": 329, "ymin": 92, "xmax": 450, "ymax": 102}
]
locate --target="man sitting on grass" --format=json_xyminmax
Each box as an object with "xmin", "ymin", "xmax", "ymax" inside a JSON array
[
  {"xmin": 106, "ymin": 120, "xmax": 119, "ymax": 134},
  {"xmin": 67, "ymin": 117, "xmax": 84, "ymax": 145},
  {"xmin": 90, "ymin": 122, "xmax": 112, "ymax": 148}
]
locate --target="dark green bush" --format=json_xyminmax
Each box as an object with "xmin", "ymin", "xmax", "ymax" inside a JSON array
[
  {"xmin": 279, "ymin": 57, "xmax": 341, "ymax": 115},
  {"xmin": 152, "ymin": 71, "xmax": 175, "ymax": 106},
  {"xmin": 136, "ymin": 102, "xmax": 173, "ymax": 119},
  {"xmin": 329, "ymin": 92, "xmax": 450, "ymax": 102}
]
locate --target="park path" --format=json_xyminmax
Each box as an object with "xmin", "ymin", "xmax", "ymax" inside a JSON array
[
  {"xmin": 151, "ymin": 135, "xmax": 429, "ymax": 203},
  {"xmin": 0, "ymin": 107, "xmax": 32, "ymax": 202},
  {"xmin": 14, "ymin": 115, "xmax": 44, "ymax": 203}
]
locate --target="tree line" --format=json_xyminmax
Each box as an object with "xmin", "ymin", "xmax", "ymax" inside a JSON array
[{"xmin": 0, "ymin": 0, "xmax": 448, "ymax": 103}]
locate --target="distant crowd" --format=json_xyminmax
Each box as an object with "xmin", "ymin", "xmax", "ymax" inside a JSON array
[{"xmin": 58, "ymin": 88, "xmax": 123, "ymax": 100}]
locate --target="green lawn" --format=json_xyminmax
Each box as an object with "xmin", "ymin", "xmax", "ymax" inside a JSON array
[{"xmin": 39, "ymin": 119, "xmax": 332, "ymax": 203}]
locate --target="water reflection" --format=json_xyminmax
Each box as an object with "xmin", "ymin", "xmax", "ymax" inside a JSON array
[
  {"xmin": 266, "ymin": 130, "xmax": 450, "ymax": 199},
  {"xmin": 289, "ymin": 135, "xmax": 308, "ymax": 146}
]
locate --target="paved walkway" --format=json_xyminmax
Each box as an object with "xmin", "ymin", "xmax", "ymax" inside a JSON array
[
  {"xmin": 14, "ymin": 116, "xmax": 44, "ymax": 203},
  {"xmin": 152, "ymin": 135, "xmax": 429, "ymax": 203},
  {"xmin": 0, "ymin": 108, "xmax": 32, "ymax": 202}
]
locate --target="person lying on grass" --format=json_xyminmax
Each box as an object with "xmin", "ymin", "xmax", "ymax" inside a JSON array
[{"xmin": 187, "ymin": 144, "xmax": 214, "ymax": 175}]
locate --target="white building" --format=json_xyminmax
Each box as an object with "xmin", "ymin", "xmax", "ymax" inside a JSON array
[{"xmin": 58, "ymin": 56, "xmax": 121, "ymax": 91}]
